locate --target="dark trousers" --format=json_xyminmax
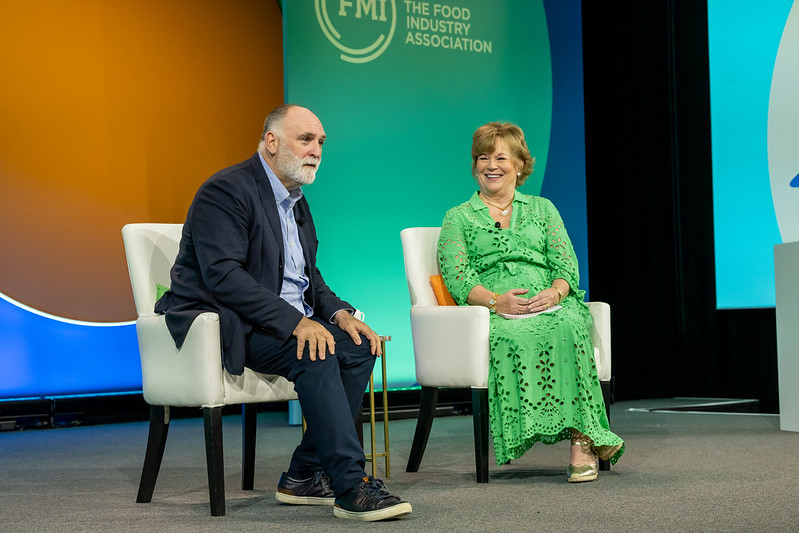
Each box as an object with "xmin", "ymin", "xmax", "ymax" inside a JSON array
[{"xmin": 246, "ymin": 317, "xmax": 376, "ymax": 496}]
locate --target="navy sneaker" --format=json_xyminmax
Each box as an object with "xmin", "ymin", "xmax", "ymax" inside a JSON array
[
  {"xmin": 275, "ymin": 471, "xmax": 335, "ymax": 506},
  {"xmin": 333, "ymin": 476, "xmax": 412, "ymax": 521}
]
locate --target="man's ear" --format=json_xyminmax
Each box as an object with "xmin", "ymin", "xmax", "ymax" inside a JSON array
[{"xmin": 264, "ymin": 131, "xmax": 279, "ymax": 157}]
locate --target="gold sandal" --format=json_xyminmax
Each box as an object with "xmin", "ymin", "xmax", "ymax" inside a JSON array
[
  {"xmin": 593, "ymin": 443, "xmax": 623, "ymax": 461},
  {"xmin": 567, "ymin": 439, "xmax": 598, "ymax": 483}
]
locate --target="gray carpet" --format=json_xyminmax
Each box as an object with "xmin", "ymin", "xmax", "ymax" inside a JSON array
[{"xmin": 1, "ymin": 399, "xmax": 797, "ymax": 532}]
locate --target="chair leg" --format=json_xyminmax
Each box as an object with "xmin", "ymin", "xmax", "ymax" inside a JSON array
[
  {"xmin": 472, "ymin": 388, "xmax": 489, "ymax": 483},
  {"xmin": 599, "ymin": 379, "xmax": 612, "ymax": 472},
  {"xmin": 242, "ymin": 404, "xmax": 257, "ymax": 490},
  {"xmin": 406, "ymin": 386, "xmax": 438, "ymax": 473},
  {"xmin": 137, "ymin": 405, "xmax": 170, "ymax": 504},
  {"xmin": 203, "ymin": 406, "xmax": 225, "ymax": 516}
]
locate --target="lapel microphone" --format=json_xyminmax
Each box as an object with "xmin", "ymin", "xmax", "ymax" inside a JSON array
[{"xmin": 495, "ymin": 222, "xmax": 501, "ymax": 229}]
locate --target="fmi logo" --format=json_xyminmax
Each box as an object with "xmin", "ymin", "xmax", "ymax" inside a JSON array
[{"xmin": 315, "ymin": 0, "xmax": 397, "ymax": 63}]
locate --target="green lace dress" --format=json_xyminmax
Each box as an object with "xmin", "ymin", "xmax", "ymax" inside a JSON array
[{"xmin": 439, "ymin": 192, "xmax": 624, "ymax": 465}]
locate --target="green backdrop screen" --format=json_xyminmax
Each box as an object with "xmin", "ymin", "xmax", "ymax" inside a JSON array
[{"xmin": 283, "ymin": 0, "xmax": 587, "ymax": 389}]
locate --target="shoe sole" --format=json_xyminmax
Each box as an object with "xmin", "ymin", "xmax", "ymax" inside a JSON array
[
  {"xmin": 333, "ymin": 502, "xmax": 413, "ymax": 521},
  {"xmin": 275, "ymin": 491, "xmax": 335, "ymax": 506},
  {"xmin": 567, "ymin": 472, "xmax": 598, "ymax": 483}
]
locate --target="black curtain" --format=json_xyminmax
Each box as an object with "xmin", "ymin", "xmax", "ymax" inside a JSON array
[{"xmin": 581, "ymin": 0, "xmax": 779, "ymax": 411}]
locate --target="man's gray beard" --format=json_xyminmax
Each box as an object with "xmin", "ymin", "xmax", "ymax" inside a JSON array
[{"xmin": 276, "ymin": 148, "xmax": 319, "ymax": 186}]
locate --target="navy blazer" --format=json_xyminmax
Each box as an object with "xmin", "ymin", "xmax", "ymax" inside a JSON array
[{"xmin": 155, "ymin": 153, "xmax": 351, "ymax": 375}]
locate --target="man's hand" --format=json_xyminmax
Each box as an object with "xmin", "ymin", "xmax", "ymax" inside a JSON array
[
  {"xmin": 333, "ymin": 311, "xmax": 382, "ymax": 356},
  {"xmin": 292, "ymin": 317, "xmax": 336, "ymax": 361}
]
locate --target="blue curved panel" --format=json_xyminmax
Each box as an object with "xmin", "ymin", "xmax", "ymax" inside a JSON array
[{"xmin": 0, "ymin": 293, "xmax": 141, "ymax": 399}]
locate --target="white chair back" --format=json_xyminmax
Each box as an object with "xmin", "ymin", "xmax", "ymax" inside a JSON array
[
  {"xmin": 400, "ymin": 227, "xmax": 442, "ymax": 307},
  {"xmin": 122, "ymin": 223, "xmax": 183, "ymax": 317}
]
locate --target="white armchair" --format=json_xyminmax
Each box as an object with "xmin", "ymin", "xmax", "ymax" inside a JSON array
[
  {"xmin": 400, "ymin": 227, "xmax": 614, "ymax": 482},
  {"xmin": 122, "ymin": 223, "xmax": 297, "ymax": 516}
]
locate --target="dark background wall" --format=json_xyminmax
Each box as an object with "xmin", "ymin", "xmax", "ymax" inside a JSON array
[{"xmin": 582, "ymin": 1, "xmax": 779, "ymax": 412}]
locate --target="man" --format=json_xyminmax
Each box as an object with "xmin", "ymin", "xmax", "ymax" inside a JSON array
[{"xmin": 155, "ymin": 104, "xmax": 412, "ymax": 521}]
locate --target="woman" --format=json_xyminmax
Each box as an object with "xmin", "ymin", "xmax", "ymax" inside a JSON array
[{"xmin": 438, "ymin": 122, "xmax": 624, "ymax": 482}]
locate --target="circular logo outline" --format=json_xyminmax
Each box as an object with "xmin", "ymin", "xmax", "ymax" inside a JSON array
[{"xmin": 315, "ymin": 0, "xmax": 397, "ymax": 63}]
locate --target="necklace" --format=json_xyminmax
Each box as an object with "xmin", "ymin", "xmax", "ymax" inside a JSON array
[{"xmin": 480, "ymin": 193, "xmax": 514, "ymax": 216}]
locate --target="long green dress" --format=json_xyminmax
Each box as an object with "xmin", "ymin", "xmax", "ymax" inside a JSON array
[{"xmin": 439, "ymin": 191, "xmax": 624, "ymax": 465}]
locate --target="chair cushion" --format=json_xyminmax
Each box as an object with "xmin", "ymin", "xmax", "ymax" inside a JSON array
[{"xmin": 430, "ymin": 275, "xmax": 456, "ymax": 306}]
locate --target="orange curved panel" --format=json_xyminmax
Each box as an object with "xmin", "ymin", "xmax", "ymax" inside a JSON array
[{"xmin": 0, "ymin": 0, "xmax": 284, "ymax": 322}]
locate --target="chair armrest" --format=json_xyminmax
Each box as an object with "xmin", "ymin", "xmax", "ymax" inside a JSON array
[
  {"xmin": 136, "ymin": 313, "xmax": 226, "ymax": 407},
  {"xmin": 585, "ymin": 301, "xmax": 611, "ymax": 382},
  {"xmin": 410, "ymin": 305, "xmax": 490, "ymax": 388}
]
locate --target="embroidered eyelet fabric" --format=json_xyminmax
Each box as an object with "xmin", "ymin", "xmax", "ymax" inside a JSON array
[{"xmin": 439, "ymin": 192, "xmax": 624, "ymax": 465}]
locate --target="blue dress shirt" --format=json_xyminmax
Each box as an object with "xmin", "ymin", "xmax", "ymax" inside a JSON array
[{"xmin": 258, "ymin": 152, "xmax": 314, "ymax": 318}]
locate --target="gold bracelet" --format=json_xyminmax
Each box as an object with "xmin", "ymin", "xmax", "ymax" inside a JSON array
[
  {"xmin": 488, "ymin": 293, "xmax": 499, "ymax": 314},
  {"xmin": 552, "ymin": 286, "xmax": 565, "ymax": 303}
]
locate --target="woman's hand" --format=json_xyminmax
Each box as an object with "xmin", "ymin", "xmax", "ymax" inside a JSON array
[
  {"xmin": 494, "ymin": 288, "xmax": 532, "ymax": 315},
  {"xmin": 526, "ymin": 288, "xmax": 561, "ymax": 313},
  {"xmin": 467, "ymin": 285, "xmax": 561, "ymax": 316}
]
